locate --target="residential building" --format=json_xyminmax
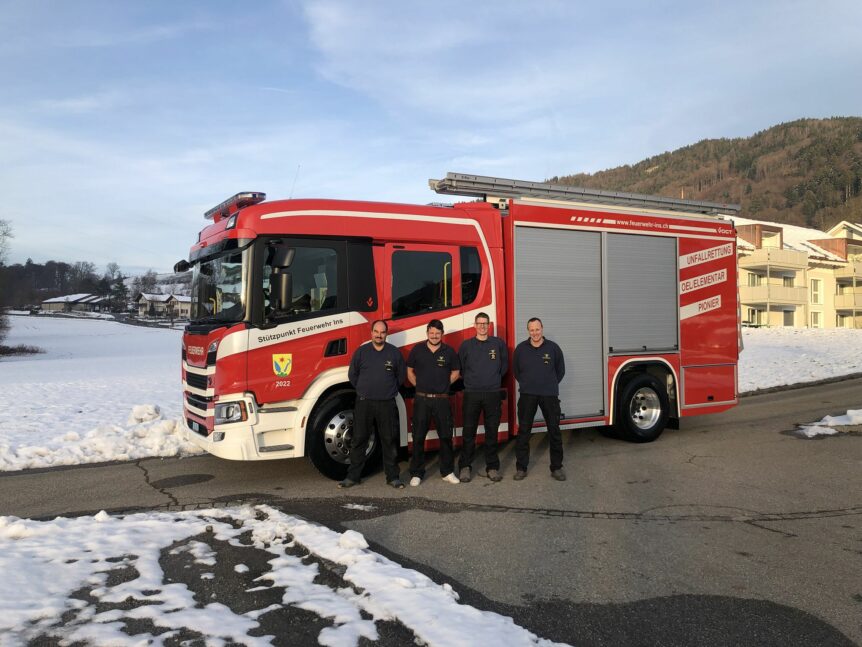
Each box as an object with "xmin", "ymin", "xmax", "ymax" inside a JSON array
[
  {"xmin": 736, "ymin": 217, "xmax": 862, "ymax": 328},
  {"xmin": 41, "ymin": 294, "xmax": 108, "ymax": 313},
  {"xmin": 136, "ymin": 293, "xmax": 191, "ymax": 319}
]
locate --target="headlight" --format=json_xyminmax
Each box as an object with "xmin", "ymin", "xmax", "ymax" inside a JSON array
[
  {"xmin": 208, "ymin": 340, "xmax": 218, "ymax": 354},
  {"xmin": 214, "ymin": 401, "xmax": 247, "ymax": 425}
]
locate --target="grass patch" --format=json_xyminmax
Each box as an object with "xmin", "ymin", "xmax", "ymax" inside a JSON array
[{"xmin": 0, "ymin": 344, "xmax": 43, "ymax": 356}]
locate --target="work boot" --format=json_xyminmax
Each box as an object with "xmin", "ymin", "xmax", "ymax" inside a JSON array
[
  {"xmin": 478, "ymin": 467, "xmax": 502, "ymax": 482},
  {"xmin": 459, "ymin": 467, "xmax": 472, "ymax": 483},
  {"xmin": 513, "ymin": 470, "xmax": 527, "ymax": 481},
  {"xmin": 337, "ymin": 478, "xmax": 358, "ymax": 489},
  {"xmin": 551, "ymin": 468, "xmax": 567, "ymax": 482}
]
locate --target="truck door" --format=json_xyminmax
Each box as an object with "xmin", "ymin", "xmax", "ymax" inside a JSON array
[{"xmin": 384, "ymin": 243, "xmax": 466, "ymax": 444}]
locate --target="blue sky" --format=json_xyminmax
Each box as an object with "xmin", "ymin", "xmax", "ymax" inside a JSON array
[{"xmin": 2, "ymin": 0, "xmax": 861, "ymax": 274}]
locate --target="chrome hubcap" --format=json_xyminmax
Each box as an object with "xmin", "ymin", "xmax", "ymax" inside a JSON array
[
  {"xmin": 629, "ymin": 387, "xmax": 661, "ymax": 429},
  {"xmin": 322, "ymin": 409, "xmax": 374, "ymax": 464}
]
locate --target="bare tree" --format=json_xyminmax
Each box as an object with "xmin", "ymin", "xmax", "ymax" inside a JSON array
[
  {"xmin": 0, "ymin": 220, "xmax": 12, "ymax": 347},
  {"xmin": 105, "ymin": 262, "xmax": 121, "ymax": 281},
  {"xmin": 0, "ymin": 219, "xmax": 11, "ymax": 265}
]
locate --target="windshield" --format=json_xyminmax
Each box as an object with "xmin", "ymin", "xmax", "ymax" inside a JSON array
[{"xmin": 190, "ymin": 249, "xmax": 247, "ymax": 323}]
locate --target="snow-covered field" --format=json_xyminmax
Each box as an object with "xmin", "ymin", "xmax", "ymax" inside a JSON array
[
  {"xmin": 738, "ymin": 326, "xmax": 862, "ymax": 392},
  {"xmin": 2, "ymin": 316, "xmax": 862, "ymax": 472},
  {"xmin": 0, "ymin": 316, "xmax": 200, "ymax": 471},
  {"xmin": 1, "ymin": 316, "xmax": 861, "ymax": 646}
]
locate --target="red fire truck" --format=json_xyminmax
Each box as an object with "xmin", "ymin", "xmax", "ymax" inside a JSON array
[{"xmin": 176, "ymin": 173, "xmax": 741, "ymax": 479}]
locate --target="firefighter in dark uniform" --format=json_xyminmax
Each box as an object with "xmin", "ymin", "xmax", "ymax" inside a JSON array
[
  {"xmin": 406, "ymin": 319, "xmax": 461, "ymax": 485},
  {"xmin": 457, "ymin": 311, "xmax": 508, "ymax": 482},
  {"xmin": 512, "ymin": 317, "xmax": 566, "ymax": 481},
  {"xmin": 339, "ymin": 319, "xmax": 406, "ymax": 489}
]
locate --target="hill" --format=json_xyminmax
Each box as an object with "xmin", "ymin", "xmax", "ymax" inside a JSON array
[{"xmin": 550, "ymin": 117, "xmax": 862, "ymax": 229}]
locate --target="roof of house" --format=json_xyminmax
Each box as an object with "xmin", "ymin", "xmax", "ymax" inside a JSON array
[
  {"xmin": 42, "ymin": 293, "xmax": 93, "ymax": 304},
  {"xmin": 733, "ymin": 216, "xmax": 845, "ymax": 263},
  {"xmin": 826, "ymin": 220, "xmax": 862, "ymax": 238},
  {"xmin": 137, "ymin": 293, "xmax": 191, "ymax": 303},
  {"xmin": 137, "ymin": 293, "xmax": 172, "ymax": 303}
]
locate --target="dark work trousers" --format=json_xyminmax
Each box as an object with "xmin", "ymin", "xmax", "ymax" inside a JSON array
[
  {"xmin": 346, "ymin": 398, "xmax": 400, "ymax": 483},
  {"xmin": 410, "ymin": 396, "xmax": 455, "ymax": 478},
  {"xmin": 458, "ymin": 390, "xmax": 502, "ymax": 472},
  {"xmin": 515, "ymin": 394, "xmax": 563, "ymax": 472}
]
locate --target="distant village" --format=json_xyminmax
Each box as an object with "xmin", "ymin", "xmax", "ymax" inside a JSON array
[{"xmin": 41, "ymin": 291, "xmax": 191, "ymax": 320}]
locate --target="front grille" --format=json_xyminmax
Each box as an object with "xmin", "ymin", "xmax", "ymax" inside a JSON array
[
  {"xmin": 186, "ymin": 392, "xmax": 211, "ymax": 411},
  {"xmin": 185, "ymin": 372, "xmax": 208, "ymax": 390},
  {"xmin": 186, "ymin": 417, "xmax": 208, "ymax": 436}
]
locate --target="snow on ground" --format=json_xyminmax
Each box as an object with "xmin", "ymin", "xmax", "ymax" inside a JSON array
[
  {"xmin": 0, "ymin": 316, "xmax": 201, "ymax": 471},
  {"xmin": 0, "ymin": 504, "xmax": 564, "ymax": 647},
  {"xmin": 795, "ymin": 408, "xmax": 862, "ymax": 438},
  {"xmin": 2, "ymin": 316, "xmax": 862, "ymax": 472},
  {"xmin": 738, "ymin": 326, "xmax": 862, "ymax": 392}
]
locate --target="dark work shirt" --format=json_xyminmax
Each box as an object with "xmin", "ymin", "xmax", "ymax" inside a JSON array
[
  {"xmin": 348, "ymin": 342, "xmax": 406, "ymax": 400},
  {"xmin": 458, "ymin": 335, "xmax": 508, "ymax": 391},
  {"xmin": 513, "ymin": 338, "xmax": 565, "ymax": 396},
  {"xmin": 407, "ymin": 342, "xmax": 460, "ymax": 394}
]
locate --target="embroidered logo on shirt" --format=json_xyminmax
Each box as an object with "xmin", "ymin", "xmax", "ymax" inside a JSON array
[
  {"xmin": 384, "ymin": 360, "xmax": 393, "ymax": 372},
  {"xmin": 436, "ymin": 355, "xmax": 447, "ymax": 367},
  {"xmin": 489, "ymin": 349, "xmax": 497, "ymax": 360},
  {"xmin": 543, "ymin": 353, "xmax": 551, "ymax": 364}
]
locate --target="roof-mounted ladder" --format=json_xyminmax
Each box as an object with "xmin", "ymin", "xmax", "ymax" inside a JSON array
[{"xmin": 429, "ymin": 172, "xmax": 740, "ymax": 216}]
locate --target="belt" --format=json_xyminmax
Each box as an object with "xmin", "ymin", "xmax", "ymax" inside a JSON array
[{"xmin": 416, "ymin": 392, "xmax": 450, "ymax": 399}]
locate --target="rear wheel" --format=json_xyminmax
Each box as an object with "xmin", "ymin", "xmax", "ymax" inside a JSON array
[
  {"xmin": 306, "ymin": 391, "xmax": 380, "ymax": 480},
  {"xmin": 615, "ymin": 373, "xmax": 670, "ymax": 443}
]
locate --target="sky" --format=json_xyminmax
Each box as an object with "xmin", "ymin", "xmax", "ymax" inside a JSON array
[{"xmin": 2, "ymin": 0, "xmax": 861, "ymax": 274}]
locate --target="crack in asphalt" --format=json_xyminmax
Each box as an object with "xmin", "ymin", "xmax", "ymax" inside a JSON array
[{"xmin": 134, "ymin": 461, "xmax": 179, "ymax": 507}]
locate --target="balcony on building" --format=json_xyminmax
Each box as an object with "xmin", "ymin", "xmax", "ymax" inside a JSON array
[
  {"xmin": 737, "ymin": 223, "xmax": 809, "ymax": 270},
  {"xmin": 739, "ymin": 284, "xmax": 807, "ymax": 305},
  {"xmin": 834, "ymin": 292, "xmax": 862, "ymax": 309},
  {"xmin": 738, "ymin": 247, "xmax": 808, "ymax": 271},
  {"xmin": 834, "ymin": 262, "xmax": 862, "ymax": 281}
]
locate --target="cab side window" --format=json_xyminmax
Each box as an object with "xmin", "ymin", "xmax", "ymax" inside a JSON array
[
  {"xmin": 263, "ymin": 245, "xmax": 339, "ymax": 320},
  {"xmin": 460, "ymin": 246, "xmax": 482, "ymax": 305},
  {"xmin": 392, "ymin": 250, "xmax": 452, "ymax": 318}
]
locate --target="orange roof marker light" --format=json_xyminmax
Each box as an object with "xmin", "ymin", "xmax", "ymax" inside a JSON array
[{"xmin": 204, "ymin": 192, "xmax": 266, "ymax": 222}]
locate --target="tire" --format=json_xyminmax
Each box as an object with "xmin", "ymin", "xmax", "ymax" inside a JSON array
[
  {"xmin": 615, "ymin": 373, "xmax": 670, "ymax": 443},
  {"xmin": 306, "ymin": 390, "xmax": 381, "ymax": 480}
]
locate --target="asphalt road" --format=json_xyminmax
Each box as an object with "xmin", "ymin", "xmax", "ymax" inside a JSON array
[{"xmin": 2, "ymin": 378, "xmax": 861, "ymax": 646}]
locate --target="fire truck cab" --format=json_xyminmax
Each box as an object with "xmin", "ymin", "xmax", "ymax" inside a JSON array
[{"xmin": 177, "ymin": 173, "xmax": 741, "ymax": 480}]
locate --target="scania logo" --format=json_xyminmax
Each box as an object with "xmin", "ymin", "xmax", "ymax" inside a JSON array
[{"xmin": 187, "ymin": 346, "xmax": 206, "ymax": 355}]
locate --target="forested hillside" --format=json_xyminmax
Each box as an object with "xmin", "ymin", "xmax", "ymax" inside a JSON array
[{"xmin": 550, "ymin": 117, "xmax": 862, "ymax": 230}]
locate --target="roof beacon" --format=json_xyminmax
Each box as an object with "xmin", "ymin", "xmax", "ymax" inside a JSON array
[{"xmin": 204, "ymin": 192, "xmax": 266, "ymax": 221}]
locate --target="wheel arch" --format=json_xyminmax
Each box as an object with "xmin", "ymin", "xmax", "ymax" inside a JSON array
[
  {"xmin": 608, "ymin": 358, "xmax": 680, "ymax": 426},
  {"xmin": 300, "ymin": 368, "xmax": 408, "ymax": 452}
]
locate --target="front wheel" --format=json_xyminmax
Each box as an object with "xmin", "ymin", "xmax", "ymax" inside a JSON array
[
  {"xmin": 615, "ymin": 373, "xmax": 670, "ymax": 443},
  {"xmin": 306, "ymin": 391, "xmax": 381, "ymax": 480}
]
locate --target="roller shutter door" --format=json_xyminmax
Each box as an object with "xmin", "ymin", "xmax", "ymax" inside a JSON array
[
  {"xmin": 606, "ymin": 233, "xmax": 678, "ymax": 352},
  {"xmin": 514, "ymin": 227, "xmax": 604, "ymax": 419}
]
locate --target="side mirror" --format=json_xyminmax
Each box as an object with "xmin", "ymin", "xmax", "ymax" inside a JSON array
[{"xmin": 174, "ymin": 259, "xmax": 190, "ymax": 272}]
